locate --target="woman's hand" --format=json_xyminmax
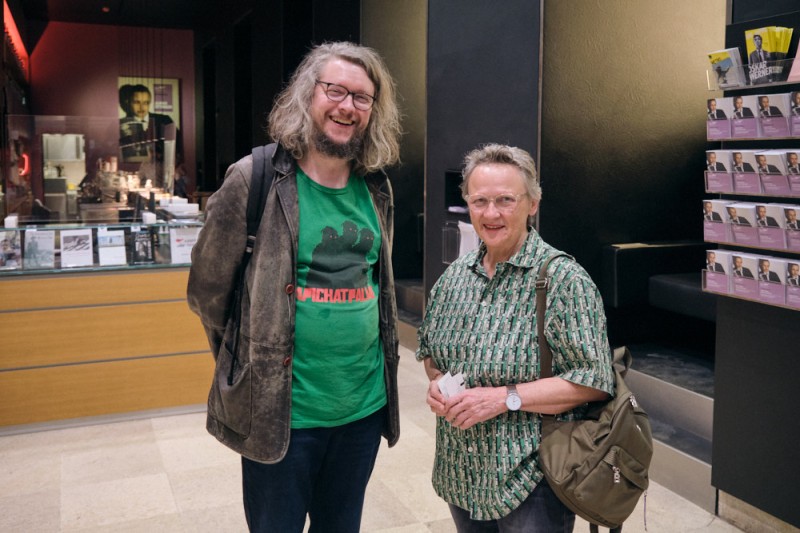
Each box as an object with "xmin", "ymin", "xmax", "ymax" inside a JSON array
[
  {"xmin": 442, "ymin": 387, "xmax": 506, "ymax": 430},
  {"xmin": 426, "ymin": 378, "xmax": 448, "ymax": 416}
]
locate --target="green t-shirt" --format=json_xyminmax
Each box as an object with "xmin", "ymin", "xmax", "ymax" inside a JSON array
[{"xmin": 292, "ymin": 167, "xmax": 386, "ymax": 428}]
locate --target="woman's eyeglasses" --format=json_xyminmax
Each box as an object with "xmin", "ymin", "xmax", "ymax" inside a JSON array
[{"xmin": 464, "ymin": 193, "xmax": 528, "ymax": 213}]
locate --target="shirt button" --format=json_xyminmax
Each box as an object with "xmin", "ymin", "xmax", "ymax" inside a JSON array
[
  {"xmin": 467, "ymin": 446, "xmax": 474, "ymax": 453},
  {"xmin": 283, "ymin": 356, "xmax": 292, "ymax": 367},
  {"xmin": 284, "ymin": 284, "xmax": 295, "ymax": 294}
]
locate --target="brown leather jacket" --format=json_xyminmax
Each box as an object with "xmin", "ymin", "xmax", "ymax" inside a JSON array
[{"xmin": 187, "ymin": 144, "xmax": 400, "ymax": 463}]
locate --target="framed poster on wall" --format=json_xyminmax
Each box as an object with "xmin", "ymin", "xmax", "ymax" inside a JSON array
[{"xmin": 117, "ymin": 77, "xmax": 180, "ymax": 190}]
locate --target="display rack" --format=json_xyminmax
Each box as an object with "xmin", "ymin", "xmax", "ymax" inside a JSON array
[
  {"xmin": 703, "ymin": 69, "xmax": 800, "ymax": 311},
  {"xmin": 0, "ymin": 219, "xmax": 202, "ymax": 276}
]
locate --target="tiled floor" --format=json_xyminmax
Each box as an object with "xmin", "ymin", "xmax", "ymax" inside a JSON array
[{"xmin": 0, "ymin": 344, "xmax": 743, "ymax": 532}]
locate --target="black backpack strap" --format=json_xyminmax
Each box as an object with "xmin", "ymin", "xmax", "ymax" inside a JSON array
[
  {"xmin": 535, "ymin": 253, "xmax": 573, "ymax": 379},
  {"xmin": 245, "ymin": 143, "xmax": 277, "ymax": 263},
  {"xmin": 226, "ymin": 143, "xmax": 277, "ymax": 385}
]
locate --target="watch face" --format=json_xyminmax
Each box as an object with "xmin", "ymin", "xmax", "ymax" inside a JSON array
[{"xmin": 506, "ymin": 393, "xmax": 522, "ymax": 411}]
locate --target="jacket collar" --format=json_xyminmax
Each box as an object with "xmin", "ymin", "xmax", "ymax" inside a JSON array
[{"xmin": 272, "ymin": 143, "xmax": 295, "ymax": 176}]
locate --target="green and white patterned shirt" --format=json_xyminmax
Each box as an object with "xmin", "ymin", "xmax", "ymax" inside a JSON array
[{"xmin": 416, "ymin": 230, "xmax": 614, "ymax": 520}]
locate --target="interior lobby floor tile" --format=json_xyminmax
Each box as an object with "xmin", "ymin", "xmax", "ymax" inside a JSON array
[{"xmin": 0, "ymin": 345, "xmax": 747, "ymax": 532}]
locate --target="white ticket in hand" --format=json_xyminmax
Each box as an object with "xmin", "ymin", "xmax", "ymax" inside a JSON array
[{"xmin": 437, "ymin": 372, "xmax": 466, "ymax": 399}]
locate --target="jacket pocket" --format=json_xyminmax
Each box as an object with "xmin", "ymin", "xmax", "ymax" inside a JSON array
[{"xmin": 209, "ymin": 339, "xmax": 253, "ymax": 438}]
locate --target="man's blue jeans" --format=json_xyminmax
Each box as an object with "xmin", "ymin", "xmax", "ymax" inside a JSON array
[
  {"xmin": 448, "ymin": 479, "xmax": 576, "ymax": 533},
  {"xmin": 241, "ymin": 408, "xmax": 384, "ymax": 533}
]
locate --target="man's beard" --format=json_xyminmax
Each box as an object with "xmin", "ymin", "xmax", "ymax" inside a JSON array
[{"xmin": 312, "ymin": 125, "xmax": 365, "ymax": 161}]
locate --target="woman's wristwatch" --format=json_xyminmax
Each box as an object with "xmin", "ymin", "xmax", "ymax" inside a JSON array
[{"xmin": 505, "ymin": 384, "xmax": 522, "ymax": 411}]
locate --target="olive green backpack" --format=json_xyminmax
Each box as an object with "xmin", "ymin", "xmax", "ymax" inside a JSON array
[{"xmin": 535, "ymin": 254, "xmax": 653, "ymax": 533}]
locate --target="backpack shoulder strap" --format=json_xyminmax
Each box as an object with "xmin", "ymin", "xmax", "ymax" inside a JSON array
[
  {"xmin": 226, "ymin": 143, "xmax": 277, "ymax": 386},
  {"xmin": 246, "ymin": 143, "xmax": 277, "ymax": 256},
  {"xmin": 535, "ymin": 253, "xmax": 573, "ymax": 379}
]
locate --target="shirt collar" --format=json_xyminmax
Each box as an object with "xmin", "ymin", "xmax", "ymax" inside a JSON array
[{"xmin": 470, "ymin": 229, "xmax": 545, "ymax": 272}]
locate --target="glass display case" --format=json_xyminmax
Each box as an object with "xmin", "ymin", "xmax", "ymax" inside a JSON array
[
  {"xmin": 0, "ymin": 219, "xmax": 202, "ymax": 275},
  {"xmin": 2, "ymin": 114, "xmax": 181, "ymax": 224}
]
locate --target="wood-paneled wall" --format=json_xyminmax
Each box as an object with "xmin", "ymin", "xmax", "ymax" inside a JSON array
[{"xmin": 0, "ymin": 269, "xmax": 213, "ymax": 427}]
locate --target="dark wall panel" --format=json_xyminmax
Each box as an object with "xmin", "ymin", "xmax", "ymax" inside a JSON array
[
  {"xmin": 713, "ymin": 298, "xmax": 800, "ymax": 527},
  {"xmin": 196, "ymin": 0, "xmax": 360, "ymax": 190},
  {"xmin": 425, "ymin": 0, "xmax": 541, "ymax": 293},
  {"xmin": 362, "ymin": 0, "xmax": 426, "ymax": 281},
  {"xmin": 539, "ymin": 1, "xmax": 725, "ymax": 281}
]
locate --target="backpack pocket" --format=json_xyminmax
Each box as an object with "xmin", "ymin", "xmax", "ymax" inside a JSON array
[{"xmin": 573, "ymin": 445, "xmax": 649, "ymax": 525}]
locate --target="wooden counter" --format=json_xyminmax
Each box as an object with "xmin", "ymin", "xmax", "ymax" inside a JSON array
[{"xmin": 0, "ymin": 269, "xmax": 213, "ymax": 427}]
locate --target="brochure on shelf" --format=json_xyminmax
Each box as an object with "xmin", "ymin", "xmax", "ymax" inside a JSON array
[
  {"xmin": 97, "ymin": 228, "xmax": 127, "ymax": 266},
  {"xmin": 731, "ymin": 95, "xmax": 759, "ymax": 138},
  {"xmin": 705, "ymin": 249, "xmax": 730, "ymax": 294},
  {"xmin": 131, "ymin": 226, "xmax": 155, "ymax": 264},
  {"xmin": 169, "ymin": 225, "xmax": 200, "ymax": 264},
  {"xmin": 745, "ymin": 26, "xmax": 792, "ymax": 84},
  {"xmin": 756, "ymin": 150, "xmax": 791, "ymax": 195},
  {"xmin": 756, "ymin": 93, "xmax": 790, "ymax": 137},
  {"xmin": 60, "ymin": 228, "xmax": 94, "ymax": 268},
  {"xmin": 786, "ymin": 260, "xmax": 800, "ymax": 309},
  {"xmin": 756, "ymin": 255, "xmax": 786, "ymax": 305},
  {"xmin": 706, "ymin": 149, "xmax": 729, "ymax": 172},
  {"xmin": 726, "ymin": 203, "xmax": 759, "ymax": 246},
  {"xmin": 782, "ymin": 204, "xmax": 800, "ymax": 252},
  {"xmin": 23, "ymin": 229, "xmax": 56, "ymax": 269},
  {"xmin": 786, "ymin": 283, "xmax": 800, "ymax": 309},
  {"xmin": 708, "ymin": 48, "xmax": 745, "ymax": 89},
  {"xmin": 0, "ymin": 230, "xmax": 22, "ymax": 270},
  {"xmin": 785, "ymin": 260, "xmax": 800, "ymax": 286},
  {"xmin": 703, "ymin": 199, "xmax": 731, "ymax": 242},
  {"xmin": 152, "ymin": 226, "xmax": 171, "ymax": 264},
  {"xmin": 778, "ymin": 148, "xmax": 800, "ymax": 194},
  {"xmin": 730, "ymin": 252, "xmax": 759, "ymax": 299},
  {"xmin": 705, "ymin": 149, "xmax": 731, "ymax": 192},
  {"xmin": 789, "ymin": 54, "xmax": 800, "ymax": 83},
  {"xmin": 790, "ymin": 90, "xmax": 800, "ymax": 135},
  {"xmin": 783, "ymin": 149, "xmax": 800, "ymax": 175},
  {"xmin": 705, "ymin": 149, "xmax": 729, "ymax": 192},
  {"xmin": 731, "ymin": 150, "xmax": 761, "ymax": 194},
  {"xmin": 781, "ymin": 204, "xmax": 800, "ymax": 230},
  {"xmin": 706, "ymin": 97, "xmax": 732, "ymax": 140},
  {"xmin": 729, "ymin": 149, "xmax": 755, "ymax": 173},
  {"xmin": 755, "ymin": 203, "xmax": 787, "ymax": 249},
  {"xmin": 745, "ymin": 27, "xmax": 772, "ymax": 83},
  {"xmin": 705, "ymin": 170, "xmax": 733, "ymax": 193}
]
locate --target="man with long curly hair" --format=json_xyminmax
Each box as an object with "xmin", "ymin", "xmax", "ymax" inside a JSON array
[{"xmin": 188, "ymin": 42, "xmax": 402, "ymax": 532}]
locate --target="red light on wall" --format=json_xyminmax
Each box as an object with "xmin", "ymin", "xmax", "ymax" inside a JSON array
[
  {"xmin": 19, "ymin": 153, "xmax": 30, "ymax": 176},
  {"xmin": 4, "ymin": 0, "xmax": 29, "ymax": 81}
]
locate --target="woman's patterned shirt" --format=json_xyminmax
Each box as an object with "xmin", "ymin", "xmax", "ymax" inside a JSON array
[{"xmin": 416, "ymin": 230, "xmax": 614, "ymax": 520}]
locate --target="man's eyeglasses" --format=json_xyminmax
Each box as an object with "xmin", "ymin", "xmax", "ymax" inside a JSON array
[
  {"xmin": 464, "ymin": 193, "xmax": 528, "ymax": 213},
  {"xmin": 315, "ymin": 80, "xmax": 375, "ymax": 111}
]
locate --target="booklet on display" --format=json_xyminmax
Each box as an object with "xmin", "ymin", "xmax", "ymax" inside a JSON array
[
  {"xmin": 756, "ymin": 93, "xmax": 790, "ymax": 137},
  {"xmin": 0, "ymin": 230, "xmax": 22, "ymax": 270},
  {"xmin": 705, "ymin": 249, "xmax": 730, "ymax": 294},
  {"xmin": 97, "ymin": 228, "xmax": 128, "ymax": 266},
  {"xmin": 169, "ymin": 226, "xmax": 201, "ymax": 264},
  {"xmin": 131, "ymin": 226, "xmax": 155, "ymax": 264},
  {"xmin": 708, "ymin": 48, "xmax": 745, "ymax": 89},
  {"xmin": 23, "ymin": 229, "xmax": 56, "ymax": 269},
  {"xmin": 756, "ymin": 255, "xmax": 787, "ymax": 305},
  {"xmin": 731, "ymin": 95, "xmax": 759, "ymax": 138},
  {"xmin": 704, "ymin": 199, "xmax": 733, "ymax": 243},
  {"xmin": 60, "ymin": 228, "xmax": 94, "ymax": 268}
]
